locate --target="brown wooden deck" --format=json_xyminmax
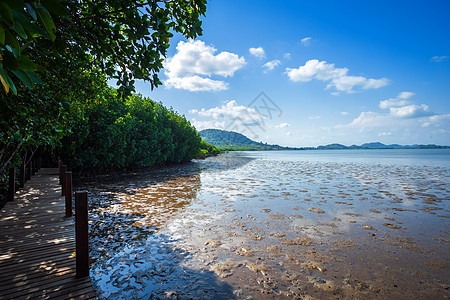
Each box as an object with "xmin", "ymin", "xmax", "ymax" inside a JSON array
[{"xmin": 0, "ymin": 168, "xmax": 96, "ymax": 299}]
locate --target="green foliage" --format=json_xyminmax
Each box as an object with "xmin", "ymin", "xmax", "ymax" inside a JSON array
[
  {"xmin": 0, "ymin": 0, "xmax": 207, "ymax": 176},
  {"xmin": 197, "ymin": 139, "xmax": 220, "ymax": 158},
  {"xmin": 60, "ymin": 91, "xmax": 202, "ymax": 172},
  {"xmin": 0, "ymin": 0, "xmax": 207, "ymax": 96}
]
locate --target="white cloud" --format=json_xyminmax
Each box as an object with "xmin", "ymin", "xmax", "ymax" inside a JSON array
[
  {"xmin": 378, "ymin": 132, "xmax": 392, "ymax": 136},
  {"xmin": 379, "ymin": 99, "xmax": 409, "ymax": 109},
  {"xmin": 379, "ymin": 92, "xmax": 416, "ymax": 109},
  {"xmin": 308, "ymin": 115, "xmax": 321, "ymax": 120},
  {"xmin": 262, "ymin": 60, "xmax": 281, "ymax": 73},
  {"xmin": 189, "ymin": 100, "xmax": 271, "ymax": 137},
  {"xmin": 301, "ymin": 37, "xmax": 312, "ymax": 46},
  {"xmin": 275, "ymin": 122, "xmax": 291, "ymax": 128},
  {"xmin": 190, "ymin": 118, "xmax": 226, "ymax": 131},
  {"xmin": 421, "ymin": 114, "xmax": 450, "ymax": 127},
  {"xmin": 164, "ymin": 40, "xmax": 246, "ymax": 91},
  {"xmin": 339, "ymin": 92, "xmax": 439, "ymax": 130},
  {"xmin": 285, "ymin": 59, "xmax": 390, "ymax": 94},
  {"xmin": 191, "ymin": 100, "xmax": 264, "ymax": 125},
  {"xmin": 398, "ymin": 91, "xmax": 415, "ymax": 99},
  {"xmin": 165, "ymin": 75, "xmax": 228, "ymax": 92},
  {"xmin": 344, "ymin": 111, "xmax": 389, "ymax": 128},
  {"xmin": 389, "ymin": 104, "xmax": 431, "ymax": 118},
  {"xmin": 340, "ymin": 111, "xmax": 349, "ymax": 116},
  {"xmin": 430, "ymin": 56, "xmax": 448, "ymax": 63},
  {"xmin": 283, "ymin": 53, "xmax": 291, "ymax": 59},
  {"xmin": 249, "ymin": 47, "xmax": 266, "ymax": 59}
]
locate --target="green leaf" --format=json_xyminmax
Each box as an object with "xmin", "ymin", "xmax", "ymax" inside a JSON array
[
  {"xmin": 12, "ymin": 21, "xmax": 27, "ymax": 39},
  {"xmin": 36, "ymin": 7, "xmax": 56, "ymax": 42},
  {"xmin": 26, "ymin": 71, "xmax": 42, "ymax": 84},
  {"xmin": 2, "ymin": 51, "xmax": 18, "ymax": 70},
  {"xmin": 18, "ymin": 55, "xmax": 37, "ymax": 71},
  {"xmin": 4, "ymin": 29, "xmax": 19, "ymax": 52},
  {"xmin": 25, "ymin": 3, "xmax": 37, "ymax": 21},
  {"xmin": 12, "ymin": 69, "xmax": 34, "ymax": 89},
  {"xmin": 0, "ymin": 2, "xmax": 13, "ymax": 25},
  {"xmin": 19, "ymin": 16, "xmax": 49, "ymax": 38},
  {"xmin": 40, "ymin": 0, "xmax": 68, "ymax": 16},
  {"xmin": 0, "ymin": 64, "xmax": 17, "ymax": 94}
]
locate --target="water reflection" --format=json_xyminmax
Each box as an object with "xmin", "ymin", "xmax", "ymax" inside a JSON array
[
  {"xmin": 78, "ymin": 158, "xmax": 254, "ymax": 299},
  {"xmin": 81, "ymin": 151, "xmax": 450, "ymax": 299}
]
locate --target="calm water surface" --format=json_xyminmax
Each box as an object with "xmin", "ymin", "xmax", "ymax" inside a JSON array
[{"xmin": 80, "ymin": 149, "xmax": 450, "ymax": 299}]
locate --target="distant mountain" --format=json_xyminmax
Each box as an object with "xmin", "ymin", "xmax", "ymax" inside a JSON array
[
  {"xmin": 199, "ymin": 129, "xmax": 300, "ymax": 150},
  {"xmin": 199, "ymin": 129, "xmax": 449, "ymax": 151},
  {"xmin": 318, "ymin": 142, "xmax": 449, "ymax": 150},
  {"xmin": 317, "ymin": 143, "xmax": 347, "ymax": 150}
]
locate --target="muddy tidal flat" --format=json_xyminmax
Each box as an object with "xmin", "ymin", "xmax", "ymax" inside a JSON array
[{"xmin": 79, "ymin": 149, "xmax": 450, "ymax": 299}]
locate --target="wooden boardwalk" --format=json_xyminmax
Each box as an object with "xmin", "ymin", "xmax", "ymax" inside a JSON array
[{"xmin": 0, "ymin": 168, "xmax": 96, "ymax": 299}]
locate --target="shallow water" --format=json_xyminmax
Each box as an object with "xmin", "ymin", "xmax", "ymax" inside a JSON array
[{"xmin": 79, "ymin": 149, "xmax": 450, "ymax": 299}]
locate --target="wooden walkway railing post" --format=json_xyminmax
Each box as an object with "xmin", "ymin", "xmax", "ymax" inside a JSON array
[
  {"xmin": 7, "ymin": 167, "xmax": 15, "ymax": 202},
  {"xmin": 31, "ymin": 157, "xmax": 37, "ymax": 176},
  {"xmin": 58, "ymin": 159, "xmax": 62, "ymax": 183},
  {"xmin": 19, "ymin": 161, "xmax": 25, "ymax": 188},
  {"xmin": 26, "ymin": 161, "xmax": 32, "ymax": 181},
  {"xmin": 61, "ymin": 165, "xmax": 67, "ymax": 196},
  {"xmin": 75, "ymin": 191, "xmax": 89, "ymax": 278},
  {"xmin": 65, "ymin": 171, "xmax": 73, "ymax": 217}
]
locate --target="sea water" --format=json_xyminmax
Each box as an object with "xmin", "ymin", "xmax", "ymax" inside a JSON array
[{"xmin": 83, "ymin": 149, "xmax": 450, "ymax": 299}]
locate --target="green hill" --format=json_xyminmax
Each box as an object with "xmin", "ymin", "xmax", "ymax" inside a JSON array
[{"xmin": 199, "ymin": 129, "xmax": 299, "ymax": 151}]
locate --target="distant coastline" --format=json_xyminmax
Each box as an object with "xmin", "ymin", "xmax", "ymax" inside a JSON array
[
  {"xmin": 314, "ymin": 142, "xmax": 450, "ymax": 150},
  {"xmin": 200, "ymin": 129, "xmax": 449, "ymax": 151}
]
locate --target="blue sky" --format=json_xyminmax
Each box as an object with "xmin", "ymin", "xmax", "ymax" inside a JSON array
[{"xmin": 134, "ymin": 0, "xmax": 450, "ymax": 147}]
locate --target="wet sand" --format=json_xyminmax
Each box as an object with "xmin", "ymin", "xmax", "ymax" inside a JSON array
[{"xmin": 79, "ymin": 151, "xmax": 450, "ymax": 299}]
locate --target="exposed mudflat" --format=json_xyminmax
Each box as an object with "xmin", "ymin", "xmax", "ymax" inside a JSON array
[{"xmin": 79, "ymin": 150, "xmax": 450, "ymax": 299}]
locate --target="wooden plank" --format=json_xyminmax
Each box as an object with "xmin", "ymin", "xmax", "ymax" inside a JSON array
[{"xmin": 0, "ymin": 168, "xmax": 95, "ymax": 299}]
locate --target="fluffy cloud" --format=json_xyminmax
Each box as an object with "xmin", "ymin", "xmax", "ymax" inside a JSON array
[
  {"xmin": 165, "ymin": 75, "xmax": 228, "ymax": 92},
  {"xmin": 378, "ymin": 92, "xmax": 432, "ymax": 118},
  {"xmin": 190, "ymin": 100, "xmax": 264, "ymax": 125},
  {"xmin": 378, "ymin": 132, "xmax": 392, "ymax": 136},
  {"xmin": 189, "ymin": 118, "xmax": 226, "ymax": 131},
  {"xmin": 285, "ymin": 59, "xmax": 390, "ymax": 93},
  {"xmin": 398, "ymin": 91, "xmax": 415, "ymax": 99},
  {"xmin": 301, "ymin": 37, "xmax": 312, "ymax": 46},
  {"xmin": 262, "ymin": 60, "xmax": 281, "ymax": 73},
  {"xmin": 164, "ymin": 40, "xmax": 246, "ymax": 91},
  {"xmin": 430, "ymin": 56, "xmax": 448, "ymax": 63},
  {"xmin": 421, "ymin": 114, "xmax": 450, "ymax": 127},
  {"xmin": 340, "ymin": 92, "xmax": 438, "ymax": 130},
  {"xmin": 379, "ymin": 99, "xmax": 409, "ymax": 109},
  {"xmin": 389, "ymin": 104, "xmax": 431, "ymax": 118},
  {"xmin": 275, "ymin": 122, "xmax": 291, "ymax": 128},
  {"xmin": 249, "ymin": 47, "xmax": 266, "ymax": 59}
]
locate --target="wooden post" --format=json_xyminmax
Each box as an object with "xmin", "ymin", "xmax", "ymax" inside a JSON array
[
  {"xmin": 37, "ymin": 157, "xmax": 42, "ymax": 170},
  {"xmin": 61, "ymin": 165, "xmax": 67, "ymax": 196},
  {"xmin": 65, "ymin": 172, "xmax": 73, "ymax": 217},
  {"xmin": 7, "ymin": 167, "xmax": 15, "ymax": 202},
  {"xmin": 26, "ymin": 160, "xmax": 32, "ymax": 181},
  {"xmin": 19, "ymin": 161, "xmax": 25, "ymax": 188},
  {"xmin": 75, "ymin": 191, "xmax": 89, "ymax": 278},
  {"xmin": 31, "ymin": 158, "xmax": 36, "ymax": 175},
  {"xmin": 58, "ymin": 159, "xmax": 62, "ymax": 183}
]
